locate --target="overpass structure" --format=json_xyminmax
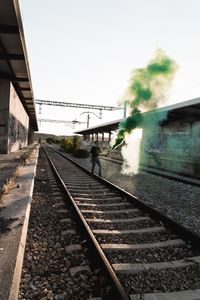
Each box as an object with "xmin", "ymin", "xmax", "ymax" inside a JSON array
[{"xmin": 0, "ymin": 0, "xmax": 37, "ymax": 153}]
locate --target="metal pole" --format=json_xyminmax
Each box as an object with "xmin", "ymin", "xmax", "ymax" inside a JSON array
[
  {"xmin": 87, "ymin": 114, "xmax": 90, "ymax": 128},
  {"xmin": 109, "ymin": 131, "xmax": 112, "ymax": 142},
  {"xmin": 99, "ymin": 109, "xmax": 102, "ymax": 119},
  {"xmin": 123, "ymin": 101, "xmax": 127, "ymax": 118}
]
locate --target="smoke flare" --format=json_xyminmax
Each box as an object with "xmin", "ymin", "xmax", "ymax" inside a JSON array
[{"xmin": 111, "ymin": 49, "xmax": 178, "ymax": 151}]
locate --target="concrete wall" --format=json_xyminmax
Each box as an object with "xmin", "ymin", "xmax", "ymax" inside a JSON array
[
  {"xmin": 8, "ymin": 83, "xmax": 29, "ymax": 153},
  {"xmin": 0, "ymin": 80, "xmax": 29, "ymax": 154},
  {"xmin": 0, "ymin": 79, "xmax": 10, "ymax": 153},
  {"xmin": 140, "ymin": 119, "xmax": 200, "ymax": 176},
  {"xmin": 28, "ymin": 127, "xmax": 35, "ymax": 144}
]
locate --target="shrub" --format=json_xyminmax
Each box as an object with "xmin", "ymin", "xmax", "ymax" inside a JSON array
[
  {"xmin": 60, "ymin": 136, "xmax": 81, "ymax": 153},
  {"xmin": 61, "ymin": 138, "xmax": 73, "ymax": 153},
  {"xmin": 72, "ymin": 135, "xmax": 81, "ymax": 152}
]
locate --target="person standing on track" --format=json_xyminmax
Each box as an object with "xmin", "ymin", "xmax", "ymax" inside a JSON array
[{"xmin": 90, "ymin": 141, "xmax": 102, "ymax": 176}]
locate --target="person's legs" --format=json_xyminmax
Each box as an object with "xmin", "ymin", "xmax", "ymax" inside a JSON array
[
  {"xmin": 96, "ymin": 158, "xmax": 102, "ymax": 176},
  {"xmin": 91, "ymin": 159, "xmax": 96, "ymax": 174}
]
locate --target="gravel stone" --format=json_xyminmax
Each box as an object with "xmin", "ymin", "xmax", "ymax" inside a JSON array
[{"xmin": 19, "ymin": 149, "xmax": 111, "ymax": 299}]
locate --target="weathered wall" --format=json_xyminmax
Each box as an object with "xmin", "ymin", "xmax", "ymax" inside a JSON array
[
  {"xmin": 85, "ymin": 117, "xmax": 200, "ymax": 178},
  {"xmin": 140, "ymin": 119, "xmax": 200, "ymax": 176},
  {"xmin": 8, "ymin": 83, "xmax": 29, "ymax": 153},
  {"xmin": 28, "ymin": 127, "xmax": 35, "ymax": 144},
  {"xmin": 0, "ymin": 79, "xmax": 10, "ymax": 153}
]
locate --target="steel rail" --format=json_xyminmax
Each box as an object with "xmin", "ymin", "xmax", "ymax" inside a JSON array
[
  {"xmin": 43, "ymin": 146, "xmax": 130, "ymax": 300},
  {"xmin": 48, "ymin": 145, "xmax": 200, "ymax": 249}
]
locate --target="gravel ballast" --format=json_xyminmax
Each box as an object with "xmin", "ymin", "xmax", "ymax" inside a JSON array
[
  {"xmin": 96, "ymin": 230, "xmax": 179, "ymax": 244},
  {"xmin": 118, "ymin": 264, "xmax": 200, "ymax": 294},
  {"xmin": 62, "ymin": 152, "xmax": 200, "ymax": 235},
  {"xmin": 105, "ymin": 244, "xmax": 200, "ymax": 264},
  {"xmin": 43, "ymin": 147, "xmax": 200, "ymax": 298},
  {"xmin": 19, "ymin": 149, "xmax": 111, "ymax": 300}
]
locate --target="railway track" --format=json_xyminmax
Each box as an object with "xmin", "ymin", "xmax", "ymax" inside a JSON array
[
  {"xmin": 19, "ymin": 149, "xmax": 112, "ymax": 300},
  {"xmin": 44, "ymin": 145, "xmax": 200, "ymax": 300}
]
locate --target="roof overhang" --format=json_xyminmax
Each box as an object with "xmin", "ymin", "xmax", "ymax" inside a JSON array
[
  {"xmin": 0, "ymin": 0, "xmax": 38, "ymax": 130},
  {"xmin": 75, "ymin": 118, "xmax": 123, "ymax": 135},
  {"xmin": 145, "ymin": 97, "xmax": 200, "ymax": 124},
  {"xmin": 76, "ymin": 97, "xmax": 200, "ymax": 135}
]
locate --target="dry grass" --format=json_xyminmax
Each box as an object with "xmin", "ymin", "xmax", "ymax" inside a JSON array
[
  {"xmin": 1, "ymin": 166, "xmax": 21, "ymax": 196},
  {"xmin": 0, "ymin": 145, "xmax": 37, "ymax": 202}
]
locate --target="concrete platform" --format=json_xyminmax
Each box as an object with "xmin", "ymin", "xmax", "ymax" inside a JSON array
[
  {"xmin": 0, "ymin": 144, "xmax": 39, "ymax": 300},
  {"xmin": 0, "ymin": 144, "xmax": 37, "ymax": 194}
]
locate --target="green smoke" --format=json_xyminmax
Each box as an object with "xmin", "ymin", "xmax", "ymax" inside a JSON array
[
  {"xmin": 111, "ymin": 108, "xmax": 143, "ymax": 149},
  {"xmin": 111, "ymin": 49, "xmax": 177, "ymax": 150},
  {"xmin": 129, "ymin": 49, "xmax": 178, "ymax": 109}
]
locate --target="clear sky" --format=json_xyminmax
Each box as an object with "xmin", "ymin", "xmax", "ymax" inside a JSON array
[{"xmin": 19, "ymin": 0, "xmax": 200, "ymax": 135}]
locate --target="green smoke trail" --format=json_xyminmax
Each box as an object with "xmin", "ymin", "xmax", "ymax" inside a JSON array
[
  {"xmin": 111, "ymin": 49, "xmax": 177, "ymax": 150},
  {"xmin": 111, "ymin": 108, "xmax": 143, "ymax": 149}
]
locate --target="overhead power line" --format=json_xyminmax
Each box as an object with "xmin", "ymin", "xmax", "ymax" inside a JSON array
[
  {"xmin": 35, "ymin": 99, "xmax": 122, "ymax": 111},
  {"xmin": 38, "ymin": 119, "xmax": 86, "ymax": 125}
]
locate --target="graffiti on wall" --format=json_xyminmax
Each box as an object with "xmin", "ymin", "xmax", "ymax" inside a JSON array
[
  {"xmin": 141, "ymin": 121, "xmax": 200, "ymax": 176},
  {"xmin": 143, "ymin": 122, "xmax": 200, "ymax": 157},
  {"xmin": 8, "ymin": 113, "xmax": 28, "ymax": 152}
]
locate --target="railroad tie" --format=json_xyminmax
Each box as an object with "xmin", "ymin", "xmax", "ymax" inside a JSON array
[
  {"xmin": 71, "ymin": 192, "xmax": 117, "ymax": 197},
  {"xmin": 56, "ymin": 209, "xmax": 68, "ymax": 214},
  {"xmin": 86, "ymin": 216, "xmax": 150, "ymax": 223},
  {"xmin": 68, "ymin": 188, "xmax": 110, "ymax": 193},
  {"xmin": 52, "ymin": 189, "xmax": 61, "ymax": 194},
  {"xmin": 101, "ymin": 239, "xmax": 185, "ymax": 251},
  {"xmin": 65, "ymin": 244, "xmax": 82, "ymax": 252},
  {"xmin": 51, "ymin": 185, "xmax": 59, "ymax": 188},
  {"xmin": 52, "ymin": 191, "xmax": 62, "ymax": 196},
  {"xmin": 82, "ymin": 209, "xmax": 140, "ymax": 215},
  {"xmin": 93, "ymin": 226, "xmax": 166, "ymax": 235},
  {"xmin": 52, "ymin": 203, "xmax": 65, "ymax": 208},
  {"xmin": 69, "ymin": 265, "xmax": 91, "ymax": 277},
  {"xmin": 54, "ymin": 196, "xmax": 63, "ymax": 201},
  {"xmin": 61, "ymin": 229, "xmax": 76, "ymax": 235},
  {"xmin": 66, "ymin": 184, "xmax": 104, "ymax": 188},
  {"xmin": 60, "ymin": 218, "xmax": 71, "ymax": 224},
  {"xmin": 113, "ymin": 256, "xmax": 200, "ymax": 274},
  {"xmin": 74, "ymin": 196, "xmax": 123, "ymax": 202},
  {"xmin": 77, "ymin": 203, "xmax": 131, "ymax": 208}
]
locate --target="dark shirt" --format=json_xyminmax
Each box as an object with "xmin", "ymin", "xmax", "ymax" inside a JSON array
[{"xmin": 90, "ymin": 146, "xmax": 101, "ymax": 158}]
